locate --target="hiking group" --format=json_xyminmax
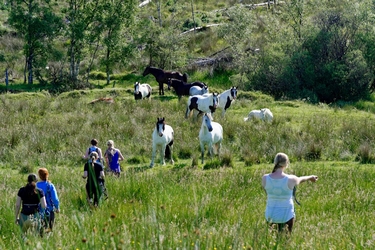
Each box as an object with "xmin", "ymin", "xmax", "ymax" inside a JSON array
[
  {"xmin": 15, "ymin": 138, "xmax": 124, "ymax": 238},
  {"xmin": 15, "ymin": 140, "xmax": 319, "ymax": 238}
]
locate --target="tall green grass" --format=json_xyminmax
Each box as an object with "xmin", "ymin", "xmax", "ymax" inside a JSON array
[{"xmin": 1, "ymin": 89, "xmax": 375, "ymax": 248}]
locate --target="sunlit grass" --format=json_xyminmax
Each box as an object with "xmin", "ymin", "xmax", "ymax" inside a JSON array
[{"xmin": 2, "ymin": 89, "xmax": 375, "ymax": 248}]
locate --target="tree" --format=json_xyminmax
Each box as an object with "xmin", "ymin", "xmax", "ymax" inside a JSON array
[
  {"xmin": 100, "ymin": 0, "xmax": 137, "ymax": 85},
  {"xmin": 8, "ymin": 0, "xmax": 62, "ymax": 84},
  {"xmin": 62, "ymin": 0, "xmax": 101, "ymax": 82}
]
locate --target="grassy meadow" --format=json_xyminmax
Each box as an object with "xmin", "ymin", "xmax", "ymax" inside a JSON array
[{"xmin": 1, "ymin": 80, "xmax": 375, "ymax": 249}]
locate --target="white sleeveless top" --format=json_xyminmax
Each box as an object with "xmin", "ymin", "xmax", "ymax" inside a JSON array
[{"xmin": 264, "ymin": 175, "xmax": 295, "ymax": 223}]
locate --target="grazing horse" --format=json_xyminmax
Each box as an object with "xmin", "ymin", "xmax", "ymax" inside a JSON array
[
  {"xmin": 189, "ymin": 85, "xmax": 209, "ymax": 96},
  {"xmin": 134, "ymin": 82, "xmax": 152, "ymax": 100},
  {"xmin": 168, "ymin": 79, "xmax": 207, "ymax": 100},
  {"xmin": 244, "ymin": 108, "xmax": 273, "ymax": 122},
  {"xmin": 142, "ymin": 66, "xmax": 187, "ymax": 95},
  {"xmin": 199, "ymin": 113, "xmax": 223, "ymax": 164},
  {"xmin": 150, "ymin": 117, "xmax": 174, "ymax": 168},
  {"xmin": 218, "ymin": 86, "xmax": 238, "ymax": 117},
  {"xmin": 186, "ymin": 93, "xmax": 219, "ymax": 120}
]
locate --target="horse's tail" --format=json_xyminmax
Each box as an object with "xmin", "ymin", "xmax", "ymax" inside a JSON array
[{"xmin": 165, "ymin": 140, "xmax": 174, "ymax": 159}]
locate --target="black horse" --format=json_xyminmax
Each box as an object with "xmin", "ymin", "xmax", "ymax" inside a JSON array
[
  {"xmin": 168, "ymin": 79, "xmax": 208, "ymax": 100},
  {"xmin": 142, "ymin": 66, "xmax": 188, "ymax": 95}
]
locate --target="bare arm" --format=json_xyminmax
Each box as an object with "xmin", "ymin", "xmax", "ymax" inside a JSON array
[
  {"xmin": 82, "ymin": 171, "xmax": 88, "ymax": 179},
  {"xmin": 296, "ymin": 175, "xmax": 318, "ymax": 185},
  {"xmin": 261, "ymin": 175, "xmax": 268, "ymax": 194},
  {"xmin": 117, "ymin": 150, "xmax": 125, "ymax": 161},
  {"xmin": 15, "ymin": 196, "xmax": 21, "ymax": 223},
  {"xmin": 99, "ymin": 171, "xmax": 105, "ymax": 179},
  {"xmin": 40, "ymin": 196, "xmax": 47, "ymax": 209},
  {"xmin": 97, "ymin": 148, "xmax": 103, "ymax": 161},
  {"xmin": 83, "ymin": 148, "xmax": 90, "ymax": 159},
  {"xmin": 288, "ymin": 174, "xmax": 318, "ymax": 189}
]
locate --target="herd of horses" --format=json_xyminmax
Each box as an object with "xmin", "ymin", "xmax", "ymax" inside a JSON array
[{"xmin": 137, "ymin": 65, "xmax": 245, "ymax": 166}]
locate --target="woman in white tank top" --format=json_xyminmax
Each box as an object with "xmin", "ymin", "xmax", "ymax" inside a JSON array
[{"xmin": 262, "ymin": 153, "xmax": 318, "ymax": 233}]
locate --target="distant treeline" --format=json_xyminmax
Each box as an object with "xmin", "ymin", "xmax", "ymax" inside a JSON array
[{"xmin": 0, "ymin": 0, "xmax": 374, "ymax": 103}]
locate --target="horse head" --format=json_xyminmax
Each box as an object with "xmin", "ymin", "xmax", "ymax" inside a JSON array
[
  {"xmin": 156, "ymin": 117, "xmax": 166, "ymax": 137},
  {"xmin": 134, "ymin": 82, "xmax": 140, "ymax": 94},
  {"xmin": 212, "ymin": 93, "xmax": 219, "ymax": 108},
  {"xmin": 202, "ymin": 113, "xmax": 213, "ymax": 132},
  {"xmin": 230, "ymin": 86, "xmax": 237, "ymax": 100},
  {"xmin": 142, "ymin": 66, "xmax": 150, "ymax": 76},
  {"xmin": 183, "ymin": 73, "xmax": 188, "ymax": 83},
  {"xmin": 167, "ymin": 79, "xmax": 173, "ymax": 90}
]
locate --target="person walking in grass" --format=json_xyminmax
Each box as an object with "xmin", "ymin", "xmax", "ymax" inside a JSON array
[
  {"xmin": 37, "ymin": 168, "xmax": 60, "ymax": 232},
  {"xmin": 15, "ymin": 174, "xmax": 47, "ymax": 237},
  {"xmin": 104, "ymin": 140, "xmax": 124, "ymax": 177},
  {"xmin": 83, "ymin": 138, "xmax": 103, "ymax": 164},
  {"xmin": 262, "ymin": 152, "xmax": 318, "ymax": 233},
  {"xmin": 83, "ymin": 152, "xmax": 105, "ymax": 206}
]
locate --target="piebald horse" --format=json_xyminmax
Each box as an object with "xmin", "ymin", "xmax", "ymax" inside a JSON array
[
  {"xmin": 134, "ymin": 82, "xmax": 152, "ymax": 100},
  {"xmin": 185, "ymin": 93, "xmax": 219, "ymax": 120},
  {"xmin": 150, "ymin": 117, "xmax": 174, "ymax": 168},
  {"xmin": 217, "ymin": 86, "xmax": 238, "ymax": 117}
]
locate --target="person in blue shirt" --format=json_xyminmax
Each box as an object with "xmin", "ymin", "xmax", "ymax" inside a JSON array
[
  {"xmin": 104, "ymin": 140, "xmax": 124, "ymax": 176},
  {"xmin": 37, "ymin": 168, "xmax": 60, "ymax": 231},
  {"xmin": 83, "ymin": 138, "xmax": 103, "ymax": 164}
]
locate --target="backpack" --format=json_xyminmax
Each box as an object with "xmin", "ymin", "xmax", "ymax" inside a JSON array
[{"xmin": 88, "ymin": 146, "xmax": 99, "ymax": 154}]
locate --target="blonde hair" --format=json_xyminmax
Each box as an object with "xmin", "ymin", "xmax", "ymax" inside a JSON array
[
  {"xmin": 107, "ymin": 140, "xmax": 114, "ymax": 147},
  {"xmin": 272, "ymin": 153, "xmax": 289, "ymax": 173},
  {"xmin": 90, "ymin": 151, "xmax": 99, "ymax": 169}
]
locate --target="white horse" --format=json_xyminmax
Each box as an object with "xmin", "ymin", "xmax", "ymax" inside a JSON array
[
  {"xmin": 134, "ymin": 82, "xmax": 152, "ymax": 100},
  {"xmin": 244, "ymin": 108, "xmax": 273, "ymax": 122},
  {"xmin": 199, "ymin": 113, "xmax": 223, "ymax": 164},
  {"xmin": 217, "ymin": 86, "xmax": 237, "ymax": 117},
  {"xmin": 150, "ymin": 117, "xmax": 174, "ymax": 168},
  {"xmin": 189, "ymin": 85, "xmax": 209, "ymax": 96},
  {"xmin": 186, "ymin": 93, "xmax": 219, "ymax": 120}
]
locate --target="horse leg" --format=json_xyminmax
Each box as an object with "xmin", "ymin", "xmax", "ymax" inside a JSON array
[
  {"xmin": 185, "ymin": 107, "xmax": 191, "ymax": 119},
  {"xmin": 208, "ymin": 143, "xmax": 214, "ymax": 159},
  {"xmin": 161, "ymin": 144, "xmax": 166, "ymax": 165},
  {"xmin": 200, "ymin": 142, "xmax": 205, "ymax": 164},
  {"xmin": 150, "ymin": 145, "xmax": 156, "ymax": 168},
  {"xmin": 168, "ymin": 144, "xmax": 174, "ymax": 165},
  {"xmin": 222, "ymin": 109, "xmax": 226, "ymax": 118},
  {"xmin": 160, "ymin": 82, "xmax": 164, "ymax": 95}
]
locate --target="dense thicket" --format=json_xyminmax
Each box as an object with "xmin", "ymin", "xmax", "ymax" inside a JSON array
[{"xmin": 1, "ymin": 0, "xmax": 375, "ymax": 103}]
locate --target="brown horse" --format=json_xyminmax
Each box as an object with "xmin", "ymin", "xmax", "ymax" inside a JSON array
[{"xmin": 142, "ymin": 66, "xmax": 187, "ymax": 95}]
